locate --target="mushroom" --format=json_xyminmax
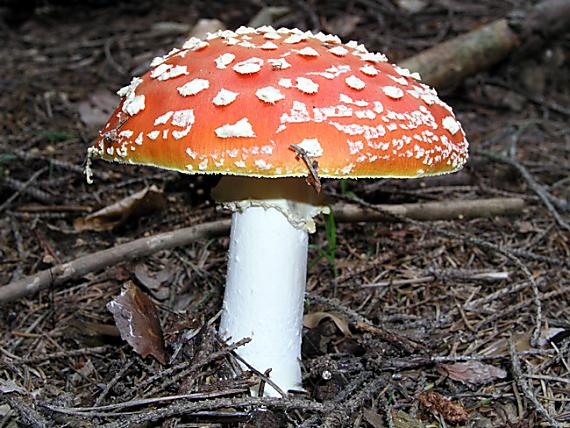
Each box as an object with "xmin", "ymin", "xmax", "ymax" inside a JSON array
[{"xmin": 87, "ymin": 26, "xmax": 468, "ymax": 396}]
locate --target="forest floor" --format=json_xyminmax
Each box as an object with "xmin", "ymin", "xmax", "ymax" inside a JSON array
[{"xmin": 0, "ymin": 1, "xmax": 569, "ymax": 427}]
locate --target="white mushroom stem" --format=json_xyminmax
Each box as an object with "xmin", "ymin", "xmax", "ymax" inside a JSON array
[
  {"xmin": 219, "ymin": 205, "xmax": 308, "ymax": 396},
  {"xmin": 214, "ymin": 177, "xmax": 328, "ymax": 397}
]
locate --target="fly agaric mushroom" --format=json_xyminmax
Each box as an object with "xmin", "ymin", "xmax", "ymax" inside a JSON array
[{"xmin": 87, "ymin": 26, "xmax": 468, "ymax": 396}]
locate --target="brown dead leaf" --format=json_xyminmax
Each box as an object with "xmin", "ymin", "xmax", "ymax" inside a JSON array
[
  {"xmin": 418, "ymin": 390, "xmax": 468, "ymax": 424},
  {"xmin": 303, "ymin": 311, "xmax": 351, "ymax": 336},
  {"xmin": 74, "ymin": 186, "xmax": 166, "ymax": 232},
  {"xmin": 107, "ymin": 281, "xmax": 166, "ymax": 364},
  {"xmin": 440, "ymin": 361, "xmax": 507, "ymax": 385}
]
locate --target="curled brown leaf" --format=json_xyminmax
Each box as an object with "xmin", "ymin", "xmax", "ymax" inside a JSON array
[
  {"xmin": 107, "ymin": 281, "xmax": 167, "ymax": 364},
  {"xmin": 303, "ymin": 311, "xmax": 351, "ymax": 336},
  {"xmin": 74, "ymin": 185, "xmax": 166, "ymax": 232}
]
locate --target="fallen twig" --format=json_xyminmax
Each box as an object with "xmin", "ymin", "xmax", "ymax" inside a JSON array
[
  {"xmin": 95, "ymin": 360, "xmax": 134, "ymax": 406},
  {"xmin": 0, "ymin": 198, "xmax": 525, "ymax": 304},
  {"xmin": 44, "ymin": 388, "xmax": 250, "ymax": 415},
  {"xmin": 323, "ymin": 376, "xmax": 388, "ymax": 428},
  {"xmin": 400, "ymin": 0, "xmax": 570, "ymax": 89},
  {"xmin": 0, "ymin": 219, "xmax": 231, "ymax": 304},
  {"xmin": 0, "ymin": 167, "xmax": 52, "ymax": 212},
  {"xmin": 509, "ymin": 337, "xmax": 562, "ymax": 428},
  {"xmin": 290, "ymin": 143, "xmax": 322, "ymax": 193},
  {"xmin": 475, "ymin": 149, "xmax": 569, "ymax": 230},
  {"xmin": 333, "ymin": 197, "xmax": 524, "ymax": 222},
  {"xmin": 333, "ymin": 192, "xmax": 544, "ymax": 346},
  {"xmin": 98, "ymin": 396, "xmax": 332, "ymax": 427}
]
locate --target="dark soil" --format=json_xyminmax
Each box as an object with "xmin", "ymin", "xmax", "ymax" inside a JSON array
[{"xmin": 0, "ymin": 1, "xmax": 568, "ymax": 427}]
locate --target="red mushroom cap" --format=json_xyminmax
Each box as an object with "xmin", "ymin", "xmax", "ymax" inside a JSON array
[{"xmin": 91, "ymin": 26, "xmax": 468, "ymax": 178}]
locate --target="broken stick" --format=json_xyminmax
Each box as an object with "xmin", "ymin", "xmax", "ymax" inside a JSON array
[
  {"xmin": 400, "ymin": 0, "xmax": 570, "ymax": 90},
  {"xmin": 290, "ymin": 144, "xmax": 321, "ymax": 194},
  {"xmin": 0, "ymin": 197, "xmax": 524, "ymax": 304}
]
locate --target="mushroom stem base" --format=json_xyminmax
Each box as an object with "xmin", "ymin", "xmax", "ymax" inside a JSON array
[{"xmin": 219, "ymin": 205, "xmax": 308, "ymax": 397}]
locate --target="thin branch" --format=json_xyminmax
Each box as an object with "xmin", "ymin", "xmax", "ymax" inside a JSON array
[
  {"xmin": 509, "ymin": 338, "xmax": 562, "ymax": 428},
  {"xmin": 332, "ymin": 192, "xmax": 544, "ymax": 346},
  {"xmin": 0, "ymin": 167, "xmax": 50, "ymax": 213},
  {"xmin": 0, "ymin": 198, "xmax": 525, "ymax": 304},
  {"xmin": 475, "ymin": 149, "xmax": 570, "ymax": 230},
  {"xmin": 0, "ymin": 219, "xmax": 231, "ymax": 304}
]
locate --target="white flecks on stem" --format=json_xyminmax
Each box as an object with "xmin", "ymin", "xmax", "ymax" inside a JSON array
[{"xmin": 219, "ymin": 206, "xmax": 309, "ymax": 396}]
